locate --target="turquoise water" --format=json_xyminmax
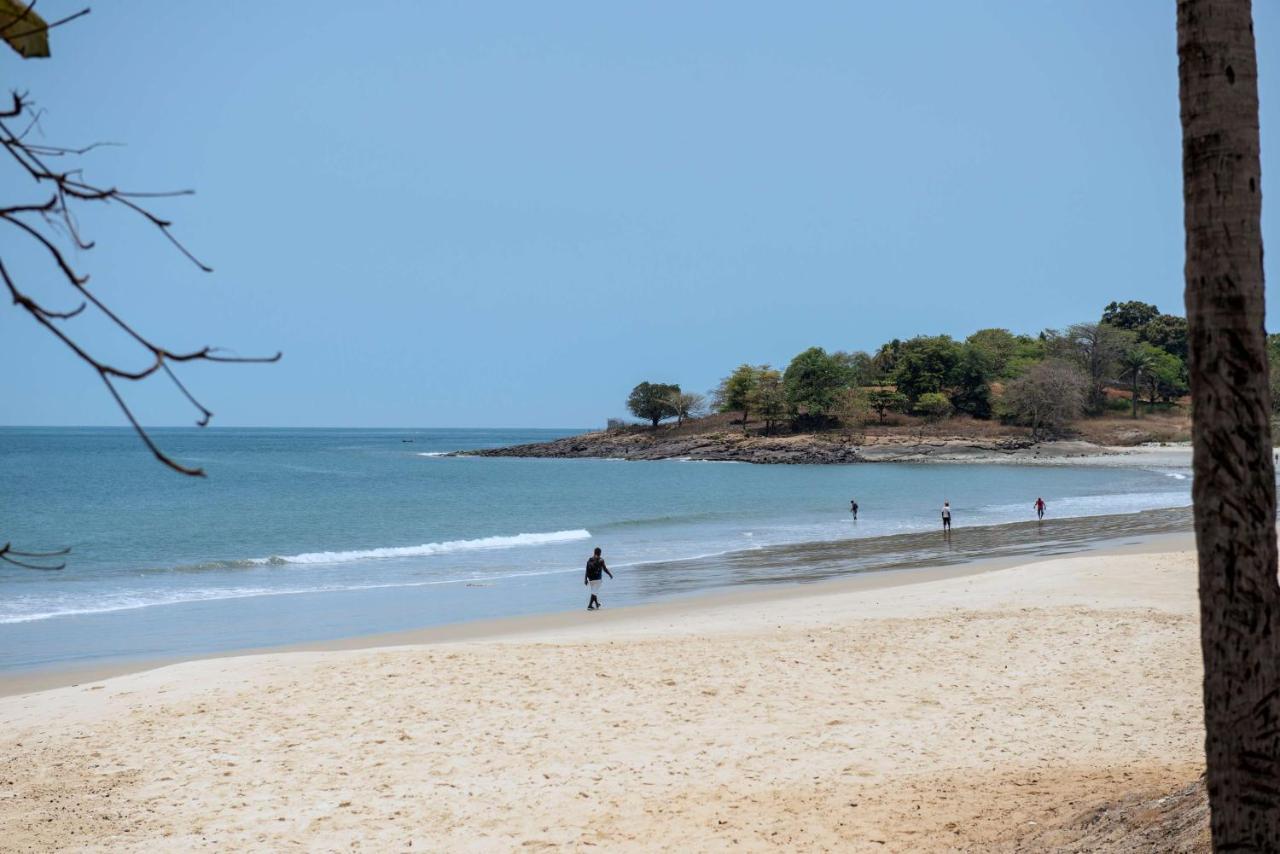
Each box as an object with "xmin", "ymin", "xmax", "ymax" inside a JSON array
[{"xmin": 0, "ymin": 427, "xmax": 1193, "ymax": 672}]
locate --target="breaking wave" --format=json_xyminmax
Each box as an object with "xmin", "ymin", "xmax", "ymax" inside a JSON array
[{"xmin": 247, "ymin": 529, "xmax": 592, "ymax": 566}]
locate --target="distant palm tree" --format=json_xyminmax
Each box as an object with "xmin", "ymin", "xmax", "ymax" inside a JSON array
[
  {"xmin": 1118, "ymin": 348, "xmax": 1153, "ymax": 419},
  {"xmin": 1178, "ymin": 0, "xmax": 1280, "ymax": 845}
]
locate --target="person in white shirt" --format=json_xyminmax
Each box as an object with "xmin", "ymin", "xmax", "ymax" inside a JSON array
[{"xmin": 941, "ymin": 501, "xmax": 952, "ymax": 531}]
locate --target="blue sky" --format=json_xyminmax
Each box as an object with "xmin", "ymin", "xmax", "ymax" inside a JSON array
[{"xmin": 3, "ymin": 2, "xmax": 1278, "ymax": 428}]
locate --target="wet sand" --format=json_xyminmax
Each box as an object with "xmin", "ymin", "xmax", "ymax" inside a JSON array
[{"xmin": 0, "ymin": 534, "xmax": 1206, "ymax": 851}]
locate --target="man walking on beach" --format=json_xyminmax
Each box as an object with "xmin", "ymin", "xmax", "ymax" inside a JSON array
[
  {"xmin": 850, "ymin": 498, "xmax": 859, "ymax": 520},
  {"xmin": 585, "ymin": 547, "xmax": 613, "ymax": 611},
  {"xmin": 941, "ymin": 501, "xmax": 952, "ymax": 532},
  {"xmin": 1034, "ymin": 497, "xmax": 1046, "ymax": 520}
]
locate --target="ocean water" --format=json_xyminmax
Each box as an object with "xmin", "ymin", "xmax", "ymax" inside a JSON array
[{"xmin": 0, "ymin": 427, "xmax": 1194, "ymax": 673}]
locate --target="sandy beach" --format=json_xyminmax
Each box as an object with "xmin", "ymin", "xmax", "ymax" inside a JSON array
[{"xmin": 0, "ymin": 537, "xmax": 1208, "ymax": 851}]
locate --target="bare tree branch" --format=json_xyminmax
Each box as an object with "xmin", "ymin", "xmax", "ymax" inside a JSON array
[
  {"xmin": 1, "ymin": 93, "xmax": 280, "ymax": 482},
  {"xmin": 0, "ymin": 542, "xmax": 69, "ymax": 571},
  {"xmin": 2, "ymin": 6, "xmax": 89, "ymax": 41},
  {"xmin": 2, "ymin": 11, "xmax": 278, "ymax": 569}
]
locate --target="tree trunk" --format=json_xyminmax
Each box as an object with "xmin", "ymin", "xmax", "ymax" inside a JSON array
[
  {"xmin": 1131, "ymin": 373, "xmax": 1141, "ymax": 418},
  {"xmin": 1178, "ymin": 0, "xmax": 1280, "ymax": 846}
]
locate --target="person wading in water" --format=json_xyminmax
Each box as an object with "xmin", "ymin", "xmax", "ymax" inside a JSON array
[{"xmin": 584, "ymin": 547, "xmax": 613, "ymax": 611}]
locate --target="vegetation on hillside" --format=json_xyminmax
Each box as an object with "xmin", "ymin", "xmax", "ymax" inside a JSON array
[{"xmin": 623, "ymin": 300, "xmax": 1207, "ymax": 439}]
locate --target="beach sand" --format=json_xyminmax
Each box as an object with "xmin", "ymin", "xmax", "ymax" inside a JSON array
[{"xmin": 0, "ymin": 540, "xmax": 1207, "ymax": 851}]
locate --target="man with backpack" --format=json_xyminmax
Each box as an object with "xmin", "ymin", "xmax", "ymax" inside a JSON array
[{"xmin": 584, "ymin": 547, "xmax": 613, "ymax": 611}]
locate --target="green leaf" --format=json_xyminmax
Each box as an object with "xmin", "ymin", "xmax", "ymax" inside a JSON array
[{"xmin": 0, "ymin": 1, "xmax": 51, "ymax": 59}]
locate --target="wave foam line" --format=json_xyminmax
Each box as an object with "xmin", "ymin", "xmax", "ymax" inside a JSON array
[
  {"xmin": 0, "ymin": 565, "xmax": 590, "ymax": 625},
  {"xmin": 251, "ymin": 529, "xmax": 592, "ymax": 566}
]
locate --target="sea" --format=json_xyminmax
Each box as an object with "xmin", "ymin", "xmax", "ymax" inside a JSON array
[{"xmin": 0, "ymin": 427, "xmax": 1196, "ymax": 674}]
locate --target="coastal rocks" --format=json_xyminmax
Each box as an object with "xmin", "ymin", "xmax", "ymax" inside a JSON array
[{"xmin": 457, "ymin": 430, "xmax": 1101, "ymax": 465}]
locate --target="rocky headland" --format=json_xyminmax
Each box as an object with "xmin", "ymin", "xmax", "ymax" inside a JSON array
[{"xmin": 459, "ymin": 428, "xmax": 1116, "ymax": 465}]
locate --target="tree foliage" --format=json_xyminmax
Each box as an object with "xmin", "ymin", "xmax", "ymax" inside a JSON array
[
  {"xmin": 1001, "ymin": 360, "xmax": 1088, "ymax": 439},
  {"xmin": 965, "ymin": 328, "xmax": 1044, "ymax": 379},
  {"xmin": 713, "ymin": 364, "xmax": 761, "ymax": 431},
  {"xmin": 1141, "ymin": 344, "xmax": 1187, "ymax": 407},
  {"xmin": 667, "ymin": 391, "xmax": 705, "ymax": 426},
  {"xmin": 626, "ymin": 381, "xmax": 680, "ymax": 427},
  {"xmin": 866, "ymin": 389, "xmax": 907, "ymax": 424},
  {"xmin": 833, "ymin": 350, "xmax": 874, "ymax": 388},
  {"xmin": 749, "ymin": 368, "xmax": 787, "ymax": 435},
  {"xmin": 915, "ymin": 392, "xmax": 952, "ymax": 424},
  {"xmin": 832, "ymin": 387, "xmax": 869, "ymax": 438},
  {"xmin": 1143, "ymin": 314, "xmax": 1189, "ymax": 361},
  {"xmin": 1119, "ymin": 345, "xmax": 1159, "ymax": 418},
  {"xmin": 783, "ymin": 346, "xmax": 846, "ymax": 425},
  {"xmin": 1101, "ymin": 300, "xmax": 1160, "ymax": 332},
  {"xmin": 891, "ymin": 336, "xmax": 963, "ymax": 401},
  {"xmin": 0, "ymin": 1, "xmax": 56, "ymax": 59},
  {"xmin": 949, "ymin": 346, "xmax": 994, "ymax": 419},
  {"xmin": 1045, "ymin": 322, "xmax": 1134, "ymax": 414},
  {"xmin": 638, "ymin": 302, "xmax": 1193, "ymax": 438}
]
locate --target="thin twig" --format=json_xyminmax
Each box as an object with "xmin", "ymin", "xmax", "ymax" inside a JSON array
[
  {"xmin": 0, "ymin": 542, "xmax": 69, "ymax": 571},
  {"xmin": 1, "ymin": 92, "xmax": 279, "ymax": 483}
]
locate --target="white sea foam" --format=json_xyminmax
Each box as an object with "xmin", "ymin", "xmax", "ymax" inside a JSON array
[
  {"xmin": 249, "ymin": 529, "xmax": 592, "ymax": 566},
  {"xmin": 0, "ymin": 564, "xmax": 587, "ymax": 625},
  {"xmin": 416, "ymin": 451, "xmax": 450, "ymax": 457},
  {"xmin": 979, "ymin": 491, "xmax": 1190, "ymax": 518}
]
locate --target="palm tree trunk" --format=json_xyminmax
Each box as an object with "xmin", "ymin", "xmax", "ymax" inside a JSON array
[
  {"xmin": 1131, "ymin": 373, "xmax": 1141, "ymax": 419},
  {"xmin": 1179, "ymin": 0, "xmax": 1280, "ymax": 845}
]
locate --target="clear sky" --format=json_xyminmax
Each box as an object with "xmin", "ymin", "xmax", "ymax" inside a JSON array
[{"xmin": 3, "ymin": 2, "xmax": 1279, "ymax": 428}]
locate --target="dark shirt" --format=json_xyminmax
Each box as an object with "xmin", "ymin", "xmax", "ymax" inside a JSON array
[{"xmin": 585, "ymin": 556, "xmax": 609, "ymax": 581}]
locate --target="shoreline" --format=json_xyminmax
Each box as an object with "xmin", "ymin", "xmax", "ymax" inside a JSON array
[
  {"xmin": 0, "ymin": 527, "xmax": 1195, "ymax": 700},
  {"xmin": 0, "ymin": 530, "xmax": 1208, "ymax": 850},
  {"xmin": 460, "ymin": 429, "xmax": 1194, "ymax": 466}
]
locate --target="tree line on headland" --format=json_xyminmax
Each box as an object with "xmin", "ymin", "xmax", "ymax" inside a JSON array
[{"xmin": 623, "ymin": 300, "xmax": 1278, "ymax": 440}]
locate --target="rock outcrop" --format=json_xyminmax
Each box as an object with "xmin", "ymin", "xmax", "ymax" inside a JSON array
[{"xmin": 459, "ymin": 430, "xmax": 1105, "ymax": 465}]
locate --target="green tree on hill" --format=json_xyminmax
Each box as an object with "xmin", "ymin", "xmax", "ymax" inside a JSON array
[
  {"xmin": 915, "ymin": 392, "xmax": 952, "ymax": 424},
  {"xmin": 871, "ymin": 339, "xmax": 903, "ymax": 381},
  {"xmin": 1141, "ymin": 346, "xmax": 1187, "ymax": 408},
  {"xmin": 965, "ymin": 328, "xmax": 1045, "ymax": 379},
  {"xmin": 891, "ymin": 335, "xmax": 963, "ymax": 402},
  {"xmin": 833, "ymin": 388, "xmax": 870, "ymax": 441},
  {"xmin": 949, "ymin": 346, "xmax": 995, "ymax": 419},
  {"xmin": 783, "ymin": 347, "xmax": 846, "ymax": 426},
  {"xmin": 1101, "ymin": 300, "xmax": 1161, "ymax": 332},
  {"xmin": 833, "ymin": 350, "xmax": 875, "ymax": 388},
  {"xmin": 627, "ymin": 382, "xmax": 680, "ymax": 427},
  {"xmin": 749, "ymin": 368, "xmax": 787, "ymax": 435},
  {"xmin": 1142, "ymin": 313, "xmax": 1189, "ymax": 361},
  {"xmin": 866, "ymin": 389, "xmax": 908, "ymax": 424},
  {"xmin": 1117, "ymin": 345, "xmax": 1156, "ymax": 419},
  {"xmin": 713, "ymin": 364, "xmax": 762, "ymax": 432}
]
